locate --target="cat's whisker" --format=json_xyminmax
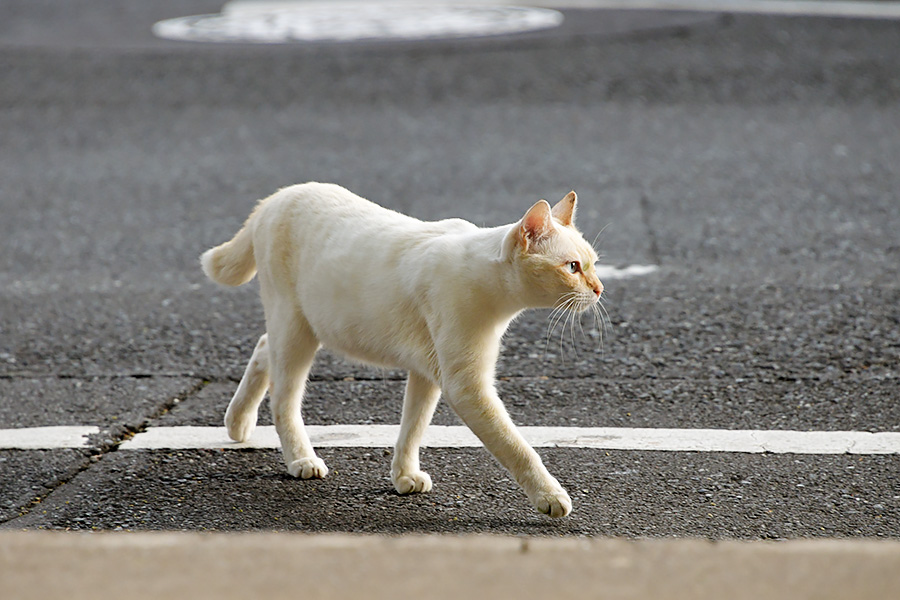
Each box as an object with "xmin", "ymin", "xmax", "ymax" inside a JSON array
[
  {"xmin": 597, "ymin": 298, "xmax": 611, "ymax": 332},
  {"xmin": 544, "ymin": 293, "xmax": 580, "ymax": 359},
  {"xmin": 558, "ymin": 306, "xmax": 571, "ymax": 360},
  {"xmin": 594, "ymin": 296, "xmax": 613, "ymax": 353},
  {"xmin": 558, "ymin": 297, "xmax": 579, "ymax": 333},
  {"xmin": 576, "ymin": 308, "xmax": 587, "ymax": 342},
  {"xmin": 591, "ymin": 302, "xmax": 605, "ymax": 351},
  {"xmin": 591, "ymin": 223, "xmax": 611, "ymax": 254},
  {"xmin": 550, "ymin": 291, "xmax": 604, "ymax": 359},
  {"xmin": 568, "ymin": 305, "xmax": 580, "ymax": 356},
  {"xmin": 558, "ymin": 296, "xmax": 580, "ymax": 360},
  {"xmin": 545, "ymin": 294, "xmax": 577, "ymax": 336},
  {"xmin": 548, "ymin": 293, "xmax": 577, "ymax": 321},
  {"xmin": 580, "ymin": 293, "xmax": 596, "ymax": 345},
  {"xmin": 569, "ymin": 293, "xmax": 592, "ymax": 357},
  {"xmin": 574, "ymin": 294, "xmax": 590, "ymax": 342},
  {"xmin": 601, "ymin": 307, "xmax": 611, "ymax": 333},
  {"xmin": 593, "ymin": 301, "xmax": 604, "ymax": 328},
  {"xmin": 593, "ymin": 292, "xmax": 605, "ymax": 317}
]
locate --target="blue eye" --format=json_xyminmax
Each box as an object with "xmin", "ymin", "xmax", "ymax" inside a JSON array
[{"xmin": 566, "ymin": 261, "xmax": 580, "ymax": 274}]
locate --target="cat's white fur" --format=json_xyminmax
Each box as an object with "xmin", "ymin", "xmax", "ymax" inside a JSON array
[{"xmin": 201, "ymin": 182, "xmax": 603, "ymax": 518}]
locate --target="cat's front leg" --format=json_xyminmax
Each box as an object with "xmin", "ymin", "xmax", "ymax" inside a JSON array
[
  {"xmin": 391, "ymin": 372, "xmax": 441, "ymax": 495},
  {"xmin": 442, "ymin": 375, "xmax": 572, "ymax": 518}
]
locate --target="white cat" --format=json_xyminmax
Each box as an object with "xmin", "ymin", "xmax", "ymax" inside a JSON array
[{"xmin": 201, "ymin": 183, "xmax": 603, "ymax": 518}]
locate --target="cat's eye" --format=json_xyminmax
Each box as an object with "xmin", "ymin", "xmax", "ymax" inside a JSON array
[{"xmin": 566, "ymin": 261, "xmax": 580, "ymax": 274}]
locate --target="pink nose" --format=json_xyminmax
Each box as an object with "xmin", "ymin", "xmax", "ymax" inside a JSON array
[{"xmin": 593, "ymin": 283, "xmax": 603, "ymax": 296}]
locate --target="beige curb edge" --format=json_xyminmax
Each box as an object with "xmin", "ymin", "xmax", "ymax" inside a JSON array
[{"xmin": 2, "ymin": 532, "xmax": 899, "ymax": 599}]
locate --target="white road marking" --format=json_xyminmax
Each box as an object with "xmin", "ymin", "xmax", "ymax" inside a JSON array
[
  {"xmin": 595, "ymin": 263, "xmax": 658, "ymax": 279},
  {"xmin": 0, "ymin": 426, "xmax": 99, "ymax": 450},
  {"xmin": 114, "ymin": 425, "xmax": 900, "ymax": 454},
  {"xmin": 4, "ymin": 425, "xmax": 897, "ymax": 454},
  {"xmin": 152, "ymin": 0, "xmax": 900, "ymax": 45},
  {"xmin": 153, "ymin": 3, "xmax": 565, "ymax": 44}
]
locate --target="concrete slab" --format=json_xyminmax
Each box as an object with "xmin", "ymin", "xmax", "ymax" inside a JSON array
[
  {"xmin": 0, "ymin": 450, "xmax": 90, "ymax": 523},
  {"xmin": 3, "ymin": 532, "xmax": 900, "ymax": 600},
  {"xmin": 0, "ymin": 377, "xmax": 200, "ymax": 523}
]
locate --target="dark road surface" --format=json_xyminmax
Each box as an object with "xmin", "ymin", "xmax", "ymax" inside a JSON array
[{"xmin": 1, "ymin": 1, "xmax": 898, "ymax": 536}]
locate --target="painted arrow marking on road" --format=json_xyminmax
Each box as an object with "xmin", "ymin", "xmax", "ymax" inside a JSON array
[{"xmin": 3, "ymin": 425, "xmax": 899, "ymax": 454}]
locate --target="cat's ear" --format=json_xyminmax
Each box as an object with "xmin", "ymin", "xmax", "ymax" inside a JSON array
[
  {"xmin": 518, "ymin": 199, "xmax": 554, "ymax": 250},
  {"xmin": 551, "ymin": 191, "xmax": 577, "ymax": 227}
]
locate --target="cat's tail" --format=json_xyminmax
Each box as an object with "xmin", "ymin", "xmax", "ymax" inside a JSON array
[{"xmin": 200, "ymin": 222, "xmax": 257, "ymax": 286}]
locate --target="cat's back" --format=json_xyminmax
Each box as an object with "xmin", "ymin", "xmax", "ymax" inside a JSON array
[
  {"xmin": 251, "ymin": 182, "xmax": 481, "ymax": 285},
  {"xmin": 258, "ymin": 182, "xmax": 393, "ymax": 224},
  {"xmin": 257, "ymin": 182, "xmax": 475, "ymax": 239}
]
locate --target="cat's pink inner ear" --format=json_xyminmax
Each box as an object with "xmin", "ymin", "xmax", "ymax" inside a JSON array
[
  {"xmin": 520, "ymin": 200, "xmax": 554, "ymax": 246},
  {"xmin": 551, "ymin": 191, "xmax": 577, "ymax": 226}
]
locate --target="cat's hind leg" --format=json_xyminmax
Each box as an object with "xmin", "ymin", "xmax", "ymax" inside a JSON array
[
  {"xmin": 266, "ymin": 309, "xmax": 327, "ymax": 479},
  {"xmin": 391, "ymin": 372, "xmax": 441, "ymax": 494},
  {"xmin": 225, "ymin": 334, "xmax": 270, "ymax": 443}
]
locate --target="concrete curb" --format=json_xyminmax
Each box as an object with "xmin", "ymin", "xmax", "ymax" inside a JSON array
[{"xmin": 2, "ymin": 532, "xmax": 899, "ymax": 599}]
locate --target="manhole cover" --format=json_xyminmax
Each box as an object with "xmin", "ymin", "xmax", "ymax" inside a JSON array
[{"xmin": 152, "ymin": 2, "xmax": 565, "ymax": 44}]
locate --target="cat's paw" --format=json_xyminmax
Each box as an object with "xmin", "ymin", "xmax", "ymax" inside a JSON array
[
  {"xmin": 529, "ymin": 485, "xmax": 572, "ymax": 518},
  {"xmin": 392, "ymin": 470, "xmax": 433, "ymax": 495},
  {"xmin": 225, "ymin": 412, "xmax": 256, "ymax": 443},
  {"xmin": 287, "ymin": 456, "xmax": 329, "ymax": 479}
]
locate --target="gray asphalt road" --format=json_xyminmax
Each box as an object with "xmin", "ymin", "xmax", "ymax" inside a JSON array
[{"xmin": 1, "ymin": 1, "xmax": 898, "ymax": 535}]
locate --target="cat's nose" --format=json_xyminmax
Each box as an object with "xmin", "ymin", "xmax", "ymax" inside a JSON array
[{"xmin": 593, "ymin": 282, "xmax": 603, "ymax": 297}]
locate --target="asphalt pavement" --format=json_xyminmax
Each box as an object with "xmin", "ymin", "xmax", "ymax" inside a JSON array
[{"xmin": 1, "ymin": 0, "xmax": 898, "ymax": 553}]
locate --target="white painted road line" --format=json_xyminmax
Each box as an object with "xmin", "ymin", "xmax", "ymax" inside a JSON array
[
  {"xmin": 116, "ymin": 425, "xmax": 900, "ymax": 454},
  {"xmin": 154, "ymin": 0, "xmax": 900, "ymax": 46},
  {"xmin": 3, "ymin": 425, "xmax": 898, "ymax": 453},
  {"xmin": 0, "ymin": 426, "xmax": 99, "ymax": 450},
  {"xmin": 595, "ymin": 263, "xmax": 658, "ymax": 279},
  {"xmin": 153, "ymin": 3, "xmax": 566, "ymax": 44}
]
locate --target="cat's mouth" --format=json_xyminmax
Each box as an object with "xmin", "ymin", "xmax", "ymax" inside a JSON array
[
  {"xmin": 577, "ymin": 291, "xmax": 601, "ymax": 313},
  {"xmin": 545, "ymin": 291, "xmax": 608, "ymax": 355},
  {"xmin": 550, "ymin": 291, "xmax": 599, "ymax": 315},
  {"xmin": 578, "ymin": 298, "xmax": 600, "ymax": 314}
]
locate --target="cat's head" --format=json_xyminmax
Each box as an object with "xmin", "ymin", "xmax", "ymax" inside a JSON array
[{"xmin": 503, "ymin": 192, "xmax": 603, "ymax": 312}]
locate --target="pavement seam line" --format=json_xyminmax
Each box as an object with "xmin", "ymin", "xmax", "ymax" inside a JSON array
[
  {"xmin": 111, "ymin": 379, "xmax": 211, "ymax": 448},
  {"xmin": 0, "ymin": 379, "xmax": 209, "ymax": 527}
]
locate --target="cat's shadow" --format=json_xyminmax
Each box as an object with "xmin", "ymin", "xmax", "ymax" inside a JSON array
[{"xmin": 258, "ymin": 473, "xmax": 574, "ymax": 532}]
